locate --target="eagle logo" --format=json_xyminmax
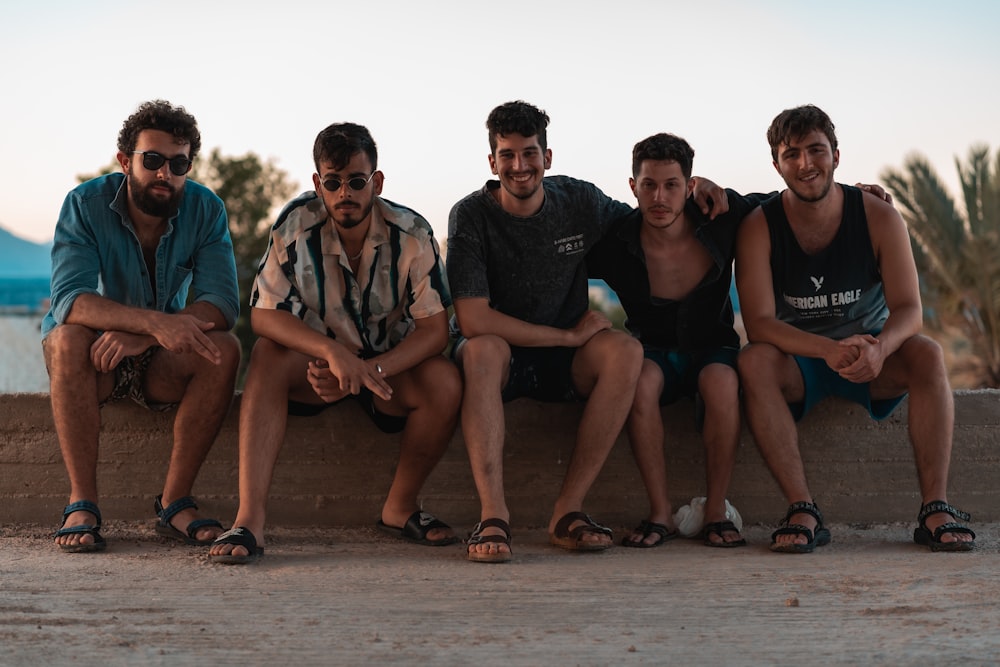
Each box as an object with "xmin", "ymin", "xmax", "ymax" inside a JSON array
[{"xmin": 810, "ymin": 276, "xmax": 824, "ymax": 292}]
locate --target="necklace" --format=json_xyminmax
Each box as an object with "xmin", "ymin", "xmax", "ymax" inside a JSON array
[{"xmin": 347, "ymin": 246, "xmax": 363, "ymax": 261}]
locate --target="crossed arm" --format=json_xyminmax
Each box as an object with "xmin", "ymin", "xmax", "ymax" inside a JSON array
[
  {"xmin": 251, "ymin": 307, "xmax": 449, "ymax": 402},
  {"xmin": 735, "ymin": 193, "xmax": 921, "ymax": 382},
  {"xmin": 65, "ymin": 295, "xmax": 230, "ymax": 371}
]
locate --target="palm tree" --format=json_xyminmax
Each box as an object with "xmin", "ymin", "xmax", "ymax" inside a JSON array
[{"xmin": 881, "ymin": 145, "xmax": 1000, "ymax": 387}]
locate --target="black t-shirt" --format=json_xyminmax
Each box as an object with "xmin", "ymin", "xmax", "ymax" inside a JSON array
[{"xmin": 447, "ymin": 175, "xmax": 631, "ymax": 331}]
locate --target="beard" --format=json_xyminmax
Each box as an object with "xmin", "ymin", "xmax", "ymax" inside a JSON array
[
  {"xmin": 129, "ymin": 172, "xmax": 183, "ymax": 218},
  {"xmin": 331, "ymin": 199, "xmax": 375, "ymax": 229},
  {"xmin": 500, "ymin": 169, "xmax": 542, "ymax": 201},
  {"xmin": 787, "ymin": 172, "xmax": 835, "ymax": 203}
]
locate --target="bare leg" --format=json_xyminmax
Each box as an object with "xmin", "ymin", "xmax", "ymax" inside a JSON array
[
  {"xmin": 622, "ymin": 359, "xmax": 674, "ymax": 546},
  {"xmin": 548, "ymin": 330, "xmax": 643, "ymax": 545},
  {"xmin": 145, "ymin": 330, "xmax": 240, "ymax": 542},
  {"xmin": 378, "ymin": 355, "xmax": 461, "ymax": 543},
  {"xmin": 209, "ymin": 338, "xmax": 314, "ymax": 559},
  {"xmin": 873, "ymin": 335, "xmax": 969, "ymax": 544},
  {"xmin": 455, "ymin": 335, "xmax": 512, "ymax": 559},
  {"xmin": 698, "ymin": 363, "xmax": 742, "ymax": 544},
  {"xmin": 44, "ymin": 325, "xmax": 115, "ymax": 549},
  {"xmin": 738, "ymin": 343, "xmax": 816, "ymax": 547}
]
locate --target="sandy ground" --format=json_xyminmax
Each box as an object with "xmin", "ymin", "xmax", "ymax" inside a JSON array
[{"xmin": 1, "ymin": 521, "xmax": 997, "ymax": 666}]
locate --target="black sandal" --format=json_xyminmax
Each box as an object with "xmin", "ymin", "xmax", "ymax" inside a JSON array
[
  {"xmin": 702, "ymin": 520, "xmax": 747, "ymax": 548},
  {"xmin": 621, "ymin": 519, "xmax": 678, "ymax": 548},
  {"xmin": 913, "ymin": 500, "xmax": 975, "ymax": 552},
  {"xmin": 210, "ymin": 526, "xmax": 264, "ymax": 564},
  {"xmin": 770, "ymin": 501, "xmax": 831, "ymax": 553}
]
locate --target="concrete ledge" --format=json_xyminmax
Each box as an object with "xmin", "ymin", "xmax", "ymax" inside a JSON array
[{"xmin": 2, "ymin": 391, "xmax": 998, "ymax": 528}]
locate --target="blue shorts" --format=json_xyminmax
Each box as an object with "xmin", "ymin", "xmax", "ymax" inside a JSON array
[
  {"xmin": 644, "ymin": 346, "xmax": 738, "ymax": 406},
  {"xmin": 790, "ymin": 355, "xmax": 906, "ymax": 422}
]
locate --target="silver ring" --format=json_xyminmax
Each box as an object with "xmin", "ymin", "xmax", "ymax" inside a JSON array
[{"xmin": 375, "ymin": 363, "xmax": 383, "ymax": 375}]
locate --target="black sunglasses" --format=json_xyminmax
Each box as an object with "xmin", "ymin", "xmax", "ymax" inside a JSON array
[
  {"xmin": 132, "ymin": 151, "xmax": 193, "ymax": 176},
  {"xmin": 321, "ymin": 171, "xmax": 375, "ymax": 192}
]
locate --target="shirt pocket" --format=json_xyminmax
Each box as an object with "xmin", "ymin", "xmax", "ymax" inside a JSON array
[{"xmin": 166, "ymin": 261, "xmax": 194, "ymax": 307}]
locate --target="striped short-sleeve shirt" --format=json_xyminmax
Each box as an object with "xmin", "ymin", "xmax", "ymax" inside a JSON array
[{"xmin": 251, "ymin": 192, "xmax": 450, "ymax": 356}]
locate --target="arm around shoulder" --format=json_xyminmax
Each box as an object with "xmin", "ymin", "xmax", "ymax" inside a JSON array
[{"xmin": 864, "ymin": 196, "xmax": 923, "ymax": 353}]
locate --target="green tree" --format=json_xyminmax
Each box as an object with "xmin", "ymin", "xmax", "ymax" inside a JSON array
[
  {"xmin": 191, "ymin": 149, "xmax": 297, "ymax": 380},
  {"xmin": 881, "ymin": 145, "xmax": 1000, "ymax": 387}
]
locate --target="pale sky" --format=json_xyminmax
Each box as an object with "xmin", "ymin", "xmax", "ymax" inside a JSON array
[{"xmin": 1, "ymin": 0, "xmax": 997, "ymax": 244}]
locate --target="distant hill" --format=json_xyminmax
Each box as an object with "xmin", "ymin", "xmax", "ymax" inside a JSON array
[{"xmin": 0, "ymin": 226, "xmax": 51, "ymax": 277}]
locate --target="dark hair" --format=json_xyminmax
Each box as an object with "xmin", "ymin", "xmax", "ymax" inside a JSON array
[
  {"xmin": 313, "ymin": 122, "xmax": 378, "ymax": 172},
  {"xmin": 117, "ymin": 100, "xmax": 201, "ymax": 160},
  {"xmin": 766, "ymin": 104, "xmax": 838, "ymax": 162},
  {"xmin": 631, "ymin": 133, "xmax": 695, "ymax": 180},
  {"xmin": 486, "ymin": 100, "xmax": 550, "ymax": 154}
]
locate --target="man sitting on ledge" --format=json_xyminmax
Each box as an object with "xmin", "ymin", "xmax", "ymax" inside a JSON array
[
  {"xmin": 735, "ymin": 104, "xmax": 975, "ymax": 553},
  {"xmin": 44, "ymin": 99, "xmax": 241, "ymax": 553},
  {"xmin": 209, "ymin": 122, "xmax": 460, "ymax": 564}
]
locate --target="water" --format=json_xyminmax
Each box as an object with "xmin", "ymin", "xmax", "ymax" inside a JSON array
[{"xmin": 0, "ymin": 276, "xmax": 50, "ymax": 311}]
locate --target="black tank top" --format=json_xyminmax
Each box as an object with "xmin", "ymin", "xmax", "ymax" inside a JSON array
[{"xmin": 761, "ymin": 184, "xmax": 888, "ymax": 339}]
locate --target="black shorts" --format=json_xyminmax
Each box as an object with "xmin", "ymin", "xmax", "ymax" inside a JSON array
[
  {"xmin": 288, "ymin": 388, "xmax": 407, "ymax": 434},
  {"xmin": 501, "ymin": 345, "xmax": 578, "ymax": 403}
]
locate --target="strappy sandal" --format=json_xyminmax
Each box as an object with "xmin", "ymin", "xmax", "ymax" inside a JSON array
[
  {"xmin": 621, "ymin": 519, "xmax": 678, "ymax": 548},
  {"xmin": 913, "ymin": 500, "xmax": 976, "ymax": 552},
  {"xmin": 770, "ymin": 501, "xmax": 831, "ymax": 553},
  {"xmin": 702, "ymin": 520, "xmax": 747, "ymax": 548},
  {"xmin": 154, "ymin": 495, "xmax": 224, "ymax": 545},
  {"xmin": 54, "ymin": 500, "xmax": 107, "ymax": 553},
  {"xmin": 549, "ymin": 511, "xmax": 613, "ymax": 551},
  {"xmin": 467, "ymin": 518, "xmax": 512, "ymax": 563}
]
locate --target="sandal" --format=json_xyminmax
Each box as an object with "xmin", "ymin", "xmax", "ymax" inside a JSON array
[
  {"xmin": 377, "ymin": 511, "xmax": 460, "ymax": 547},
  {"xmin": 549, "ymin": 511, "xmax": 613, "ymax": 551},
  {"xmin": 702, "ymin": 520, "xmax": 747, "ymax": 548},
  {"xmin": 621, "ymin": 519, "xmax": 678, "ymax": 548},
  {"xmin": 770, "ymin": 501, "xmax": 831, "ymax": 553},
  {"xmin": 467, "ymin": 518, "xmax": 512, "ymax": 563},
  {"xmin": 154, "ymin": 495, "xmax": 224, "ymax": 545},
  {"xmin": 210, "ymin": 526, "xmax": 264, "ymax": 564},
  {"xmin": 913, "ymin": 500, "xmax": 975, "ymax": 552},
  {"xmin": 54, "ymin": 500, "xmax": 107, "ymax": 553}
]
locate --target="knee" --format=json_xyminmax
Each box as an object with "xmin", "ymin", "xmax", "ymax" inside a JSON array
[
  {"xmin": 632, "ymin": 363, "xmax": 663, "ymax": 411},
  {"xmin": 699, "ymin": 364, "xmax": 739, "ymax": 401},
  {"xmin": 457, "ymin": 335, "xmax": 509, "ymax": 376},
  {"xmin": 209, "ymin": 331, "xmax": 242, "ymax": 370},
  {"xmin": 595, "ymin": 331, "xmax": 643, "ymax": 377},
  {"xmin": 248, "ymin": 336, "xmax": 290, "ymax": 365},
  {"xmin": 737, "ymin": 343, "xmax": 782, "ymax": 388},
  {"xmin": 420, "ymin": 357, "xmax": 463, "ymax": 415},
  {"xmin": 42, "ymin": 324, "xmax": 97, "ymax": 370},
  {"xmin": 900, "ymin": 335, "xmax": 948, "ymax": 383}
]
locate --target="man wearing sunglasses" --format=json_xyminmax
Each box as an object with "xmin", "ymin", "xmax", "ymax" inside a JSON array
[
  {"xmin": 209, "ymin": 122, "xmax": 459, "ymax": 564},
  {"xmin": 42, "ymin": 100, "xmax": 241, "ymax": 553}
]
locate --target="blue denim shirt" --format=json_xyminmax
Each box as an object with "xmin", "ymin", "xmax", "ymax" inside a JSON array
[{"xmin": 42, "ymin": 173, "xmax": 239, "ymax": 338}]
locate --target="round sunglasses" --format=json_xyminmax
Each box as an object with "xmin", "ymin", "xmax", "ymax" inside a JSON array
[{"xmin": 132, "ymin": 151, "xmax": 193, "ymax": 176}]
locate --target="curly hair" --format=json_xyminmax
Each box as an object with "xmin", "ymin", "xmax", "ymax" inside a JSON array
[
  {"xmin": 486, "ymin": 100, "xmax": 550, "ymax": 154},
  {"xmin": 631, "ymin": 133, "xmax": 695, "ymax": 180},
  {"xmin": 313, "ymin": 122, "xmax": 378, "ymax": 173},
  {"xmin": 766, "ymin": 104, "xmax": 838, "ymax": 162},
  {"xmin": 117, "ymin": 100, "xmax": 201, "ymax": 160}
]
